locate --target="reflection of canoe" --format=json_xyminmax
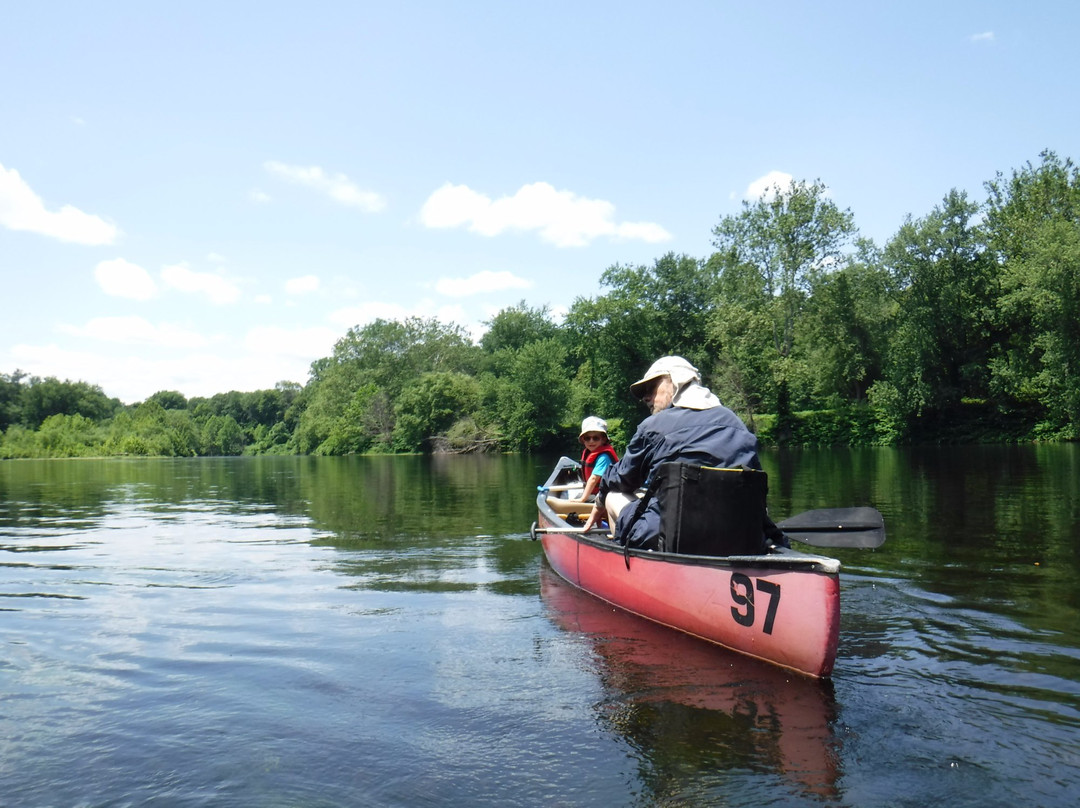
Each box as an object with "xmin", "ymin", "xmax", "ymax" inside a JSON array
[
  {"xmin": 533, "ymin": 457, "xmax": 841, "ymax": 678},
  {"xmin": 540, "ymin": 565, "xmax": 840, "ymax": 797}
]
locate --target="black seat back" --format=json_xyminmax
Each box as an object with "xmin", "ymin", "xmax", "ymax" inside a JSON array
[{"xmin": 655, "ymin": 462, "xmax": 768, "ymax": 556}]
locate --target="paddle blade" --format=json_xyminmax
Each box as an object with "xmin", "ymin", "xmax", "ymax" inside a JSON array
[{"xmin": 778, "ymin": 507, "xmax": 886, "ymax": 549}]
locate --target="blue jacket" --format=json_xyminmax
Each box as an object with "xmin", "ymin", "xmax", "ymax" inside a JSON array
[{"xmin": 600, "ymin": 404, "xmax": 762, "ymax": 549}]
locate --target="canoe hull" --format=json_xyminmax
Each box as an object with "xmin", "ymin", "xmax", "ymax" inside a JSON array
[
  {"xmin": 533, "ymin": 451, "xmax": 842, "ymax": 679},
  {"xmin": 539, "ymin": 521, "xmax": 840, "ymax": 677}
]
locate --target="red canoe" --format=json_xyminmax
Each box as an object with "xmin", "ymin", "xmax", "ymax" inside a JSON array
[{"xmin": 533, "ymin": 457, "xmax": 841, "ymax": 678}]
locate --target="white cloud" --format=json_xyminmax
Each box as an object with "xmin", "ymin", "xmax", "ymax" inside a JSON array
[
  {"xmin": 327, "ymin": 299, "xmax": 473, "ymax": 333},
  {"xmin": 58, "ymin": 315, "xmax": 211, "ymax": 348},
  {"xmin": 434, "ymin": 303, "xmax": 470, "ymax": 329},
  {"xmin": 161, "ymin": 262, "xmax": 242, "ymax": 305},
  {"xmin": 249, "ymin": 189, "xmax": 272, "ymax": 203},
  {"xmin": 745, "ymin": 171, "xmax": 796, "ymax": 202},
  {"xmin": 419, "ymin": 181, "xmax": 672, "ymax": 247},
  {"xmin": 95, "ymin": 258, "xmax": 158, "ymax": 300},
  {"xmin": 285, "ymin": 274, "xmax": 320, "ymax": 295},
  {"xmin": 0, "ymin": 162, "xmax": 117, "ymax": 245},
  {"xmin": 970, "ymin": 31, "xmax": 995, "ymax": 43},
  {"xmin": 435, "ymin": 270, "xmax": 533, "ymax": 298},
  {"xmin": 264, "ymin": 161, "xmax": 386, "ymax": 212},
  {"xmin": 244, "ymin": 325, "xmax": 338, "ymax": 360},
  {"xmin": 615, "ymin": 221, "xmax": 673, "ymax": 242},
  {"xmin": 10, "ymin": 339, "xmax": 320, "ymax": 404},
  {"xmin": 327, "ymin": 300, "xmax": 421, "ymax": 327}
]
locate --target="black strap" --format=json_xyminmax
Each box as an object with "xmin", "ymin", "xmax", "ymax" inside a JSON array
[{"xmin": 619, "ymin": 472, "xmax": 664, "ymax": 569}]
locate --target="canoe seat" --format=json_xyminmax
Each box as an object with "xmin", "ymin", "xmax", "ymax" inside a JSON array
[
  {"xmin": 545, "ymin": 496, "xmax": 595, "ymax": 517},
  {"xmin": 653, "ymin": 462, "xmax": 769, "ymax": 555}
]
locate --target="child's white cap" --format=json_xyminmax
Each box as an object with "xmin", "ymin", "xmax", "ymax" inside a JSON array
[{"xmin": 579, "ymin": 416, "xmax": 608, "ymax": 439}]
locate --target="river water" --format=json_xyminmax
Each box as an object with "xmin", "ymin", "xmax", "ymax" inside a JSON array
[{"xmin": 1, "ymin": 447, "xmax": 1077, "ymax": 807}]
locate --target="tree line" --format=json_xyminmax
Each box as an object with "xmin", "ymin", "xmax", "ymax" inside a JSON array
[{"xmin": 2, "ymin": 151, "xmax": 1077, "ymax": 459}]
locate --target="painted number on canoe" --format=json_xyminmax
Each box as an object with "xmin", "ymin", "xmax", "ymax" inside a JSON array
[{"xmin": 729, "ymin": 573, "xmax": 781, "ymax": 635}]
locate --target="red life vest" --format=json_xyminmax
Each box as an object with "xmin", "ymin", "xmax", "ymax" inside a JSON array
[{"xmin": 580, "ymin": 445, "xmax": 619, "ymax": 481}]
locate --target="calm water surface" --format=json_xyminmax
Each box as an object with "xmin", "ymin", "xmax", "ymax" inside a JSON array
[{"xmin": 1, "ymin": 447, "xmax": 1078, "ymax": 807}]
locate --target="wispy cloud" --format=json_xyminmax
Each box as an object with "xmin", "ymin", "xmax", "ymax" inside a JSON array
[
  {"xmin": 744, "ymin": 171, "xmax": 832, "ymax": 203},
  {"xmin": 9, "ymin": 341, "xmax": 316, "ymax": 403},
  {"xmin": 95, "ymin": 258, "xmax": 158, "ymax": 300},
  {"xmin": 328, "ymin": 299, "xmax": 470, "ymax": 331},
  {"xmin": 264, "ymin": 161, "xmax": 386, "ymax": 212},
  {"xmin": 419, "ymin": 181, "xmax": 672, "ymax": 248},
  {"xmin": 243, "ymin": 325, "xmax": 339, "ymax": 361},
  {"xmin": 1, "ymin": 162, "xmax": 117, "ymax": 245},
  {"xmin": 59, "ymin": 315, "xmax": 211, "ymax": 348},
  {"xmin": 970, "ymin": 31, "xmax": 995, "ymax": 43},
  {"xmin": 285, "ymin": 274, "xmax": 320, "ymax": 295},
  {"xmin": 93, "ymin": 258, "xmax": 242, "ymax": 305},
  {"xmin": 745, "ymin": 171, "xmax": 796, "ymax": 202},
  {"xmin": 435, "ymin": 270, "xmax": 533, "ymax": 298},
  {"xmin": 161, "ymin": 263, "xmax": 242, "ymax": 305}
]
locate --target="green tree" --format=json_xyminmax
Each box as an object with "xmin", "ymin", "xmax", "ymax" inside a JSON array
[
  {"xmin": 311, "ymin": 383, "xmax": 382, "ymax": 455},
  {"xmin": 147, "ymin": 390, "xmax": 188, "ymax": 410},
  {"xmin": 706, "ymin": 300, "xmax": 776, "ymax": 422},
  {"xmin": 874, "ymin": 190, "xmax": 995, "ymax": 436},
  {"xmin": 294, "ymin": 318, "xmax": 481, "ymax": 454},
  {"xmin": 709, "ymin": 179, "xmax": 857, "ymax": 413},
  {"xmin": 0, "ymin": 424, "xmax": 38, "ymax": 458},
  {"xmin": 801, "ymin": 240, "xmax": 892, "ymax": 405},
  {"xmin": 392, "ymin": 371, "xmax": 482, "ymax": 452},
  {"xmin": 0, "ymin": 370, "xmax": 27, "ymax": 431},
  {"xmin": 564, "ymin": 253, "xmax": 714, "ymax": 424},
  {"xmin": 105, "ymin": 402, "xmax": 170, "ymax": 455},
  {"xmin": 985, "ymin": 151, "xmax": 1080, "ymax": 437},
  {"xmin": 319, "ymin": 317, "xmax": 479, "ymax": 395},
  {"xmin": 164, "ymin": 409, "xmax": 201, "ymax": 456},
  {"xmin": 102, "ymin": 401, "xmax": 201, "ymax": 456},
  {"xmin": 496, "ymin": 339, "xmax": 571, "ymax": 450},
  {"xmin": 201, "ymin": 414, "xmax": 246, "ymax": 455},
  {"xmin": 481, "ymin": 302, "xmax": 559, "ymax": 354},
  {"xmin": 248, "ymin": 421, "xmax": 293, "ymax": 455},
  {"xmin": 36, "ymin": 413, "xmax": 104, "ymax": 457},
  {"xmin": 19, "ymin": 376, "xmax": 120, "ymax": 428},
  {"xmin": 712, "ymin": 179, "xmax": 857, "ymax": 361}
]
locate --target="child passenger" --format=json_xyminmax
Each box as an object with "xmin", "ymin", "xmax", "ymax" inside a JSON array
[{"xmin": 577, "ymin": 416, "xmax": 618, "ymax": 503}]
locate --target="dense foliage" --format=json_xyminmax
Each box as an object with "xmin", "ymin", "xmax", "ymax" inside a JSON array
[{"xmin": 3, "ymin": 152, "xmax": 1077, "ymax": 458}]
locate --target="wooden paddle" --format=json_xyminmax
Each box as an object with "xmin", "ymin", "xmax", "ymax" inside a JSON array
[{"xmin": 777, "ymin": 507, "xmax": 886, "ymax": 549}]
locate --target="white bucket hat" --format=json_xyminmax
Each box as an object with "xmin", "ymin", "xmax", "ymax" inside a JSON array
[
  {"xmin": 629, "ymin": 356, "xmax": 700, "ymax": 398},
  {"xmin": 579, "ymin": 416, "xmax": 608, "ymax": 440},
  {"xmin": 629, "ymin": 356, "xmax": 721, "ymax": 410}
]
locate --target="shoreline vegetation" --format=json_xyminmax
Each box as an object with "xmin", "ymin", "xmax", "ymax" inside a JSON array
[{"xmin": 3, "ymin": 152, "xmax": 1077, "ymax": 460}]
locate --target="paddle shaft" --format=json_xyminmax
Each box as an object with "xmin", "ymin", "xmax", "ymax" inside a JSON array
[{"xmin": 532, "ymin": 526, "xmax": 607, "ymax": 535}]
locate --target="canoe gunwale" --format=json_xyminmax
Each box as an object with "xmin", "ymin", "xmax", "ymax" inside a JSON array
[{"xmin": 534, "ymin": 456, "xmax": 840, "ymax": 574}]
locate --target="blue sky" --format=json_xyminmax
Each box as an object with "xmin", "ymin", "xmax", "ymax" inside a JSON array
[{"xmin": 2, "ymin": 1, "xmax": 1077, "ymax": 403}]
